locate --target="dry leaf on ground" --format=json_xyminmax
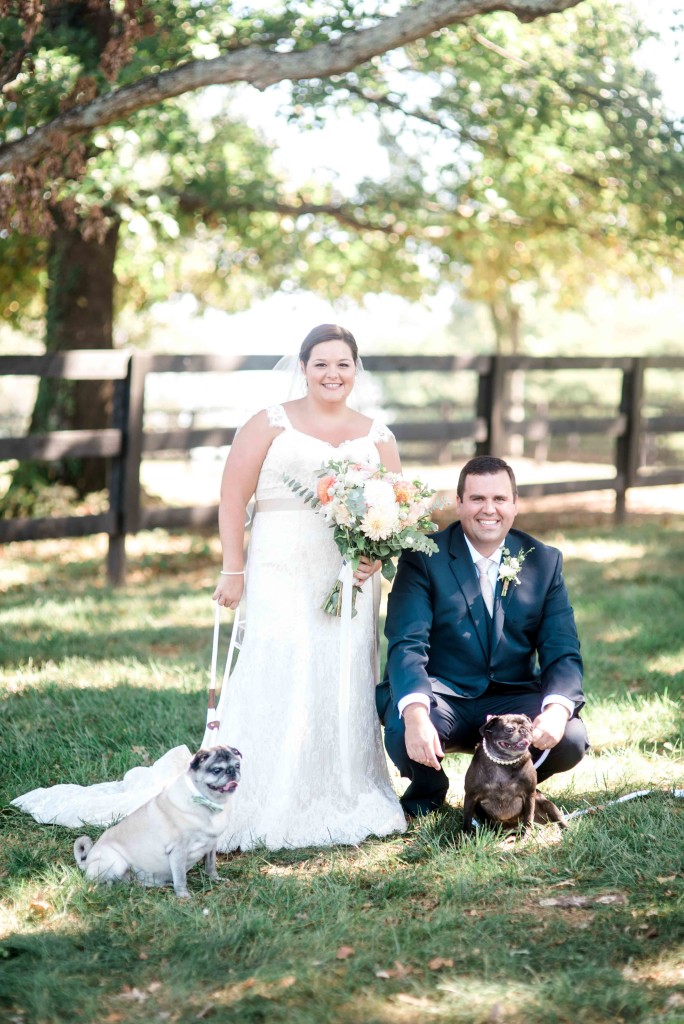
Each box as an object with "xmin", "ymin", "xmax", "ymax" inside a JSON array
[
  {"xmin": 28, "ymin": 899, "xmax": 51, "ymax": 918},
  {"xmin": 428, "ymin": 957, "xmax": 454, "ymax": 971},
  {"xmin": 539, "ymin": 892, "xmax": 627, "ymax": 908},
  {"xmin": 118, "ymin": 987, "xmax": 148, "ymax": 1002},
  {"xmin": 375, "ymin": 961, "xmax": 413, "ymax": 979}
]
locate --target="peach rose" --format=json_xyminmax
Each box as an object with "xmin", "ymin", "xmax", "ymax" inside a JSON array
[
  {"xmin": 317, "ymin": 475, "xmax": 336, "ymax": 505},
  {"xmin": 393, "ymin": 480, "xmax": 418, "ymax": 504}
]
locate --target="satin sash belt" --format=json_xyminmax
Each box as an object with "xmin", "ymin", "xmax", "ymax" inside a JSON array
[{"xmin": 254, "ymin": 498, "xmax": 316, "ymax": 513}]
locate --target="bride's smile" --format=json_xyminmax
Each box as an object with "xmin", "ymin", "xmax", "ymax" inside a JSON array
[{"xmin": 302, "ymin": 339, "xmax": 357, "ymax": 402}]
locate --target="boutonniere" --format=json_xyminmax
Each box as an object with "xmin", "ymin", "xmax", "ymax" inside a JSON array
[{"xmin": 498, "ymin": 546, "xmax": 534, "ymax": 596}]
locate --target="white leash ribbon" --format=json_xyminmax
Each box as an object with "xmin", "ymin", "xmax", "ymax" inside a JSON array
[
  {"xmin": 532, "ymin": 748, "xmax": 550, "ymax": 771},
  {"xmin": 205, "ymin": 601, "xmax": 222, "ymax": 733},
  {"xmin": 202, "ymin": 601, "xmax": 244, "ymax": 748},
  {"xmin": 565, "ymin": 788, "xmax": 684, "ymax": 819},
  {"xmin": 338, "ymin": 559, "xmax": 353, "ymax": 796}
]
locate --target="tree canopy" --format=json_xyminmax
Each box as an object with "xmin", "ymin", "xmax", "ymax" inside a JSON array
[
  {"xmin": 1, "ymin": 0, "xmax": 681, "ymax": 346},
  {"xmin": 1, "ymin": 0, "xmax": 682, "ymax": 503},
  {"xmin": 0, "ymin": 0, "xmax": 587, "ymax": 178},
  {"xmin": 365, "ymin": 4, "xmax": 684, "ymax": 348}
]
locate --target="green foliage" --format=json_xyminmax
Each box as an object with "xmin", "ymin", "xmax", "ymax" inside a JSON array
[
  {"xmin": 291, "ymin": 1, "xmax": 684, "ymax": 349},
  {"xmin": 0, "ymin": 1, "xmax": 443, "ymax": 334},
  {"xmin": 423, "ymin": 3, "xmax": 684, "ymax": 343},
  {"xmin": 1, "ymin": 0, "xmax": 683, "ymax": 350}
]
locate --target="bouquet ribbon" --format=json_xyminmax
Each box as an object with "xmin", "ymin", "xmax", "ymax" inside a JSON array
[{"xmin": 338, "ymin": 558, "xmax": 353, "ymax": 796}]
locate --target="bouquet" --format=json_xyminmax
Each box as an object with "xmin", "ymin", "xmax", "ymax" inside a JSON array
[{"xmin": 284, "ymin": 458, "xmax": 440, "ymax": 615}]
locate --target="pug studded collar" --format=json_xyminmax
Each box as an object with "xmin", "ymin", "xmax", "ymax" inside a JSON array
[
  {"xmin": 185, "ymin": 774, "xmax": 225, "ymax": 813},
  {"xmin": 481, "ymin": 737, "xmax": 528, "ymax": 766}
]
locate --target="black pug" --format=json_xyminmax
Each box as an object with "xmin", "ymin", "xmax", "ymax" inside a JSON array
[{"xmin": 462, "ymin": 713, "xmax": 567, "ymax": 834}]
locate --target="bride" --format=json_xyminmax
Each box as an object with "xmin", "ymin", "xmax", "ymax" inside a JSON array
[{"xmin": 13, "ymin": 323, "xmax": 407, "ymax": 851}]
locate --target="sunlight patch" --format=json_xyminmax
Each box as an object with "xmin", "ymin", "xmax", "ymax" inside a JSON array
[
  {"xmin": 566, "ymin": 748, "xmax": 684, "ymax": 799},
  {"xmin": 0, "ymin": 874, "xmax": 82, "ymax": 939},
  {"xmin": 600, "ymin": 624, "xmax": 642, "ymax": 644},
  {"xmin": 341, "ymin": 976, "xmax": 537, "ymax": 1023},
  {"xmin": 622, "ymin": 956, "xmax": 684, "ymax": 987},
  {"xmin": 0, "ymin": 563, "xmax": 34, "ymax": 590},
  {"xmin": 584, "ymin": 694, "xmax": 681, "ymax": 750},
  {"xmin": 569, "ymin": 539, "xmax": 647, "ymax": 563},
  {"xmin": 647, "ymin": 650, "xmax": 684, "ymax": 678},
  {"xmin": 1, "ymin": 658, "xmax": 198, "ymax": 693}
]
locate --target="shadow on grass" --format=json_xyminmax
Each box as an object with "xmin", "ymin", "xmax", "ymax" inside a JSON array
[
  {"xmin": 0, "ymin": 622, "xmax": 213, "ymax": 671},
  {"xmin": 1, "ymin": 535, "xmax": 217, "ymax": 589},
  {"xmin": 1, "ymin": 801, "xmax": 683, "ymax": 1024}
]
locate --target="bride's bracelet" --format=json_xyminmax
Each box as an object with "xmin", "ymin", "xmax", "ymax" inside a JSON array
[{"xmin": 220, "ymin": 570, "xmax": 244, "ymax": 576}]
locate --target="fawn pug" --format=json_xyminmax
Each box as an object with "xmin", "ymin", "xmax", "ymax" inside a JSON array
[
  {"xmin": 74, "ymin": 746, "xmax": 241, "ymax": 898},
  {"xmin": 463, "ymin": 714, "xmax": 567, "ymax": 834}
]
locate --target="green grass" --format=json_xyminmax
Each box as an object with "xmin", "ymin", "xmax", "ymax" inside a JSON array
[{"xmin": 1, "ymin": 524, "xmax": 683, "ymax": 1024}]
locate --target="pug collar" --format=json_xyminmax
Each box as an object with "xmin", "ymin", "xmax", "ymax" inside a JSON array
[
  {"xmin": 481, "ymin": 737, "xmax": 528, "ymax": 766},
  {"xmin": 185, "ymin": 774, "xmax": 225, "ymax": 813}
]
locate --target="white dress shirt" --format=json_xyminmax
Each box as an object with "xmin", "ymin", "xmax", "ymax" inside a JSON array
[{"xmin": 397, "ymin": 538, "xmax": 574, "ymax": 720}]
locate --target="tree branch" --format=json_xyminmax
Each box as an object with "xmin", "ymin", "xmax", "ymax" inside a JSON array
[
  {"xmin": 346, "ymin": 82, "xmax": 462, "ymax": 137},
  {"xmin": 0, "ymin": 0, "xmax": 585, "ymax": 173},
  {"xmin": 173, "ymin": 192, "xmax": 410, "ymax": 235},
  {"xmin": 0, "ymin": 45, "xmax": 29, "ymax": 91}
]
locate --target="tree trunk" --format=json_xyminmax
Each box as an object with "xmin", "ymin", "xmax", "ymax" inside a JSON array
[
  {"xmin": 11, "ymin": 210, "xmax": 120, "ymax": 499},
  {"xmin": 487, "ymin": 286, "xmax": 524, "ymax": 457},
  {"xmin": 488, "ymin": 288, "xmax": 522, "ymax": 356}
]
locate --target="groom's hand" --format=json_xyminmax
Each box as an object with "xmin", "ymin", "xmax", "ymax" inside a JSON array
[
  {"xmin": 403, "ymin": 704, "xmax": 444, "ymax": 770},
  {"xmin": 531, "ymin": 703, "xmax": 569, "ymax": 750}
]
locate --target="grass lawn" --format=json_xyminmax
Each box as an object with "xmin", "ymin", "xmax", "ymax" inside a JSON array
[{"xmin": 1, "ymin": 520, "xmax": 683, "ymax": 1024}]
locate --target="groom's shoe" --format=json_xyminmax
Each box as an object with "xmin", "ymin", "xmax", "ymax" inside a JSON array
[{"xmin": 400, "ymin": 784, "xmax": 449, "ymax": 819}]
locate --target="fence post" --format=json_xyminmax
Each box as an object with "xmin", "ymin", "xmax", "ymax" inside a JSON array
[
  {"xmin": 615, "ymin": 357, "xmax": 645, "ymax": 524},
  {"xmin": 106, "ymin": 356, "xmax": 131, "ymax": 585},
  {"xmin": 105, "ymin": 351, "xmax": 147, "ymax": 584},
  {"xmin": 475, "ymin": 355, "xmax": 506, "ymax": 456}
]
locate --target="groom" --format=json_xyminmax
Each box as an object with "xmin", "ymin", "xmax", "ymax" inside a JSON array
[{"xmin": 377, "ymin": 455, "xmax": 589, "ymax": 817}]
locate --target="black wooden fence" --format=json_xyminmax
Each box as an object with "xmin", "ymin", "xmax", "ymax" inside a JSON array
[{"xmin": 1, "ymin": 351, "xmax": 682, "ymax": 583}]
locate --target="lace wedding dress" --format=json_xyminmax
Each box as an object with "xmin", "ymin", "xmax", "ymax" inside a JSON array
[{"xmin": 12, "ymin": 405, "xmax": 406, "ymax": 851}]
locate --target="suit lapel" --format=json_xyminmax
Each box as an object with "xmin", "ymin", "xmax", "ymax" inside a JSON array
[
  {"xmin": 448, "ymin": 526, "xmax": 491, "ymax": 659},
  {"xmin": 491, "ymin": 533, "xmax": 523, "ymax": 654}
]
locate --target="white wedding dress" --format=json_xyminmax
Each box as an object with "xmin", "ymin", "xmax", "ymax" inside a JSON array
[{"xmin": 12, "ymin": 405, "xmax": 406, "ymax": 851}]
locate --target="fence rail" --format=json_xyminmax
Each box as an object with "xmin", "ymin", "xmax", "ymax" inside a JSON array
[{"xmin": 1, "ymin": 350, "xmax": 682, "ymax": 583}]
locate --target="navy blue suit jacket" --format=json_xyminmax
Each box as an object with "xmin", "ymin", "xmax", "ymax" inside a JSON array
[{"xmin": 381, "ymin": 521, "xmax": 584, "ymax": 717}]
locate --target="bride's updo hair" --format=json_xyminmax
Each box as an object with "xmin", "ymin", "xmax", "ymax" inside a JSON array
[{"xmin": 299, "ymin": 324, "xmax": 359, "ymax": 366}]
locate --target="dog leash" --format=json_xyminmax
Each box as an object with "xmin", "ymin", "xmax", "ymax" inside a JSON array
[
  {"xmin": 565, "ymin": 787, "xmax": 684, "ymax": 819},
  {"xmin": 471, "ymin": 786, "xmax": 684, "ymax": 827},
  {"xmin": 532, "ymin": 749, "xmax": 549, "ymax": 771},
  {"xmin": 205, "ymin": 601, "xmax": 243, "ymax": 740},
  {"xmin": 470, "ymin": 788, "xmax": 684, "ymax": 830}
]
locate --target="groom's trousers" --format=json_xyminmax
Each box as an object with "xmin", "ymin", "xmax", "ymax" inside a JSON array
[{"xmin": 382, "ymin": 686, "xmax": 590, "ymax": 818}]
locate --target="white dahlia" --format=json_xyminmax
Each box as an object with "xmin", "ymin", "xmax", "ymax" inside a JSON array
[
  {"xmin": 363, "ymin": 478, "xmax": 397, "ymax": 510},
  {"xmin": 344, "ymin": 463, "xmax": 374, "ymax": 486},
  {"xmin": 360, "ymin": 505, "xmax": 400, "ymax": 541}
]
